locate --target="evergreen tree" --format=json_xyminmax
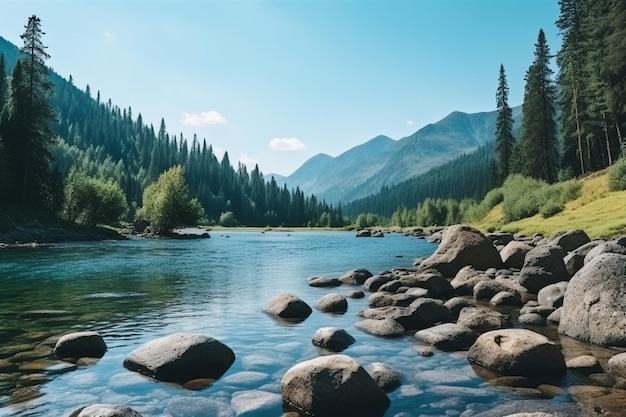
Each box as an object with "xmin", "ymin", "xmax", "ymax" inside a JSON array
[
  {"xmin": 493, "ymin": 64, "xmax": 516, "ymax": 185},
  {"xmin": 516, "ymin": 29, "xmax": 559, "ymax": 183},
  {"xmin": 3, "ymin": 15, "xmax": 56, "ymax": 208}
]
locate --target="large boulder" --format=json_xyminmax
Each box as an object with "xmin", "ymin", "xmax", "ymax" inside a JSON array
[
  {"xmin": 418, "ymin": 225, "xmax": 503, "ymax": 277},
  {"xmin": 264, "ymin": 293, "xmax": 312, "ymax": 321},
  {"xmin": 339, "ymin": 269, "xmax": 373, "ymax": 285},
  {"xmin": 414, "ymin": 323, "xmax": 478, "ymax": 351},
  {"xmin": 519, "ymin": 246, "xmax": 569, "ymax": 293},
  {"xmin": 69, "ymin": 404, "xmax": 143, "ymax": 417},
  {"xmin": 54, "ymin": 331, "xmax": 107, "ymax": 361},
  {"xmin": 315, "ymin": 293, "xmax": 348, "ymax": 313},
  {"xmin": 123, "ymin": 333, "xmax": 235, "ymax": 383},
  {"xmin": 312, "ymin": 327, "xmax": 355, "ymax": 352},
  {"xmin": 467, "ymin": 329, "xmax": 565, "ymax": 378},
  {"xmin": 559, "ymin": 253, "xmax": 626, "ymax": 346},
  {"xmin": 281, "ymin": 355, "xmax": 390, "ymax": 417}
]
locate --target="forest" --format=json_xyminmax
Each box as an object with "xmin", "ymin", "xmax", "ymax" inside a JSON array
[
  {"xmin": 0, "ymin": 16, "xmax": 344, "ymax": 230},
  {"xmin": 347, "ymin": 0, "xmax": 626, "ymax": 228},
  {"xmin": 1, "ymin": 1, "xmax": 625, "ymax": 232}
]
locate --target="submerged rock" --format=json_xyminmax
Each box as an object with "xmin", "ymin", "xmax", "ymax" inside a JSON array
[{"xmin": 68, "ymin": 404, "xmax": 143, "ymax": 417}]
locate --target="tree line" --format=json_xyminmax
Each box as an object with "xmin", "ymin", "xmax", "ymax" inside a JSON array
[{"xmin": 0, "ymin": 15, "xmax": 344, "ymax": 229}]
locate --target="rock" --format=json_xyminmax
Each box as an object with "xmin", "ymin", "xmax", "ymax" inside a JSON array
[
  {"xmin": 339, "ymin": 268, "xmax": 373, "ymax": 285},
  {"xmin": 307, "ymin": 276, "xmax": 342, "ymax": 288},
  {"xmin": 354, "ymin": 319, "xmax": 405, "ymax": 337},
  {"xmin": 467, "ymin": 329, "xmax": 565, "ymax": 378},
  {"xmin": 519, "ymin": 303, "xmax": 555, "ymax": 318},
  {"xmin": 264, "ymin": 293, "xmax": 312, "ymax": 321},
  {"xmin": 537, "ymin": 282, "xmax": 568, "ymax": 308},
  {"xmin": 312, "ymin": 327, "xmax": 355, "ymax": 352},
  {"xmin": 566, "ymin": 355, "xmax": 603, "ymax": 374},
  {"xmin": 54, "ymin": 331, "xmax": 107, "ymax": 361},
  {"xmin": 364, "ymin": 275, "xmax": 394, "ymax": 292},
  {"xmin": 490, "ymin": 291, "xmax": 523, "ymax": 307},
  {"xmin": 559, "ymin": 253, "xmax": 626, "ymax": 346},
  {"xmin": 563, "ymin": 252, "xmax": 585, "ymax": 277},
  {"xmin": 444, "ymin": 297, "xmax": 474, "ymax": 318},
  {"xmin": 457, "ymin": 307, "xmax": 511, "ymax": 331},
  {"xmin": 486, "ymin": 231, "xmax": 515, "ymax": 246},
  {"xmin": 378, "ymin": 280, "xmax": 402, "ymax": 293},
  {"xmin": 473, "ymin": 279, "xmax": 521, "ymax": 301},
  {"xmin": 450, "ymin": 266, "xmax": 488, "ymax": 295},
  {"xmin": 356, "ymin": 229, "xmax": 372, "ymax": 237},
  {"xmin": 314, "ymin": 293, "xmax": 348, "ymax": 313},
  {"xmin": 608, "ymin": 352, "xmax": 626, "ymax": 379},
  {"xmin": 414, "ymin": 323, "xmax": 478, "ymax": 351},
  {"xmin": 500, "ymin": 241, "xmax": 533, "ymax": 269},
  {"xmin": 358, "ymin": 299, "xmax": 451, "ymax": 332},
  {"xmin": 546, "ymin": 307, "xmax": 562, "ymax": 323},
  {"xmin": 417, "ymin": 225, "xmax": 503, "ymax": 277},
  {"xmin": 519, "ymin": 246, "xmax": 569, "ymax": 293},
  {"xmin": 69, "ymin": 404, "xmax": 143, "ymax": 417},
  {"xmin": 365, "ymin": 362, "xmax": 401, "ymax": 393},
  {"xmin": 548, "ymin": 230, "xmax": 591, "ymax": 252},
  {"xmin": 397, "ymin": 271, "xmax": 454, "ymax": 298},
  {"xmin": 123, "ymin": 333, "xmax": 235, "ymax": 383},
  {"xmin": 281, "ymin": 354, "xmax": 390, "ymax": 417},
  {"xmin": 584, "ymin": 241, "xmax": 626, "ymax": 263},
  {"xmin": 346, "ymin": 290, "xmax": 365, "ymax": 299},
  {"xmin": 367, "ymin": 292, "xmax": 419, "ymax": 308},
  {"xmin": 230, "ymin": 390, "xmax": 281, "ymax": 416},
  {"xmin": 518, "ymin": 313, "xmax": 546, "ymax": 326}
]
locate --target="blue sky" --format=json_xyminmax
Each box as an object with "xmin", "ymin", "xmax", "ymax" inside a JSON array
[{"xmin": 1, "ymin": 0, "xmax": 560, "ymax": 176}]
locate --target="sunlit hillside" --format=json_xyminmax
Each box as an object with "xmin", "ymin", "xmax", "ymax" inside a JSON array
[{"xmin": 472, "ymin": 171, "xmax": 626, "ymax": 239}]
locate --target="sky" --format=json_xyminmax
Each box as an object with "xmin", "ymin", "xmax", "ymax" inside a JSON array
[{"xmin": 0, "ymin": 0, "xmax": 561, "ymax": 177}]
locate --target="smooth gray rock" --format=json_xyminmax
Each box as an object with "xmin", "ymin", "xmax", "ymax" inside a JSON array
[
  {"xmin": 281, "ymin": 355, "xmax": 390, "ymax": 417},
  {"xmin": 346, "ymin": 290, "xmax": 365, "ymax": 299},
  {"xmin": 458, "ymin": 307, "xmax": 511, "ymax": 331},
  {"xmin": 364, "ymin": 275, "xmax": 394, "ymax": 292},
  {"xmin": 312, "ymin": 327, "xmax": 355, "ymax": 352},
  {"xmin": 444, "ymin": 297, "xmax": 474, "ymax": 318},
  {"xmin": 519, "ymin": 246, "xmax": 569, "ymax": 293},
  {"xmin": 397, "ymin": 271, "xmax": 454, "ymax": 298},
  {"xmin": 518, "ymin": 313, "xmax": 546, "ymax": 326},
  {"xmin": 608, "ymin": 352, "xmax": 626, "ymax": 379},
  {"xmin": 354, "ymin": 319, "xmax": 405, "ymax": 337},
  {"xmin": 365, "ymin": 362, "xmax": 402, "ymax": 393},
  {"xmin": 450, "ymin": 266, "xmax": 488, "ymax": 295},
  {"xmin": 339, "ymin": 268, "xmax": 373, "ymax": 285},
  {"xmin": 490, "ymin": 291, "xmax": 523, "ymax": 307},
  {"xmin": 537, "ymin": 281, "xmax": 568, "ymax": 308},
  {"xmin": 559, "ymin": 253, "xmax": 626, "ymax": 346},
  {"xmin": 315, "ymin": 293, "xmax": 348, "ymax": 313},
  {"xmin": 414, "ymin": 323, "xmax": 478, "ymax": 351},
  {"xmin": 467, "ymin": 329, "xmax": 565, "ymax": 377},
  {"xmin": 546, "ymin": 307, "xmax": 562, "ymax": 323},
  {"xmin": 418, "ymin": 225, "xmax": 503, "ymax": 277},
  {"xmin": 264, "ymin": 293, "xmax": 312, "ymax": 320},
  {"xmin": 474, "ymin": 279, "xmax": 521, "ymax": 301},
  {"xmin": 54, "ymin": 331, "xmax": 107, "ymax": 361},
  {"xmin": 358, "ymin": 298, "xmax": 451, "ymax": 332},
  {"xmin": 584, "ymin": 241, "xmax": 626, "ymax": 263},
  {"xmin": 500, "ymin": 241, "xmax": 533, "ymax": 269},
  {"xmin": 548, "ymin": 229, "xmax": 591, "ymax": 252},
  {"xmin": 123, "ymin": 333, "xmax": 235, "ymax": 383},
  {"xmin": 307, "ymin": 276, "xmax": 342, "ymax": 288},
  {"xmin": 69, "ymin": 404, "xmax": 143, "ymax": 417},
  {"xmin": 566, "ymin": 355, "xmax": 603, "ymax": 374}
]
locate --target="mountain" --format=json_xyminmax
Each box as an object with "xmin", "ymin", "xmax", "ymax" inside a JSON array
[{"xmin": 278, "ymin": 108, "xmax": 521, "ymax": 204}]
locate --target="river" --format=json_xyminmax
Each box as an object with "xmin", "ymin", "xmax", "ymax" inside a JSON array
[{"xmin": 0, "ymin": 230, "xmax": 613, "ymax": 416}]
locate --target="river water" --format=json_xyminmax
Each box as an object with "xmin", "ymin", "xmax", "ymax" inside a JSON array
[{"xmin": 0, "ymin": 230, "xmax": 617, "ymax": 416}]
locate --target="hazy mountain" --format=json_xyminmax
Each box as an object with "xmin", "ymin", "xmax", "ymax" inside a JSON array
[{"xmin": 278, "ymin": 108, "xmax": 521, "ymax": 204}]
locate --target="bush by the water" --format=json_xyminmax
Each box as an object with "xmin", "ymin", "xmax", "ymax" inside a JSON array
[
  {"xmin": 608, "ymin": 157, "xmax": 626, "ymax": 191},
  {"xmin": 501, "ymin": 175, "xmax": 581, "ymax": 222}
]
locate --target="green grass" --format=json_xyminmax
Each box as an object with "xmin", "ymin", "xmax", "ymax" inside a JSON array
[{"xmin": 471, "ymin": 171, "xmax": 626, "ymax": 239}]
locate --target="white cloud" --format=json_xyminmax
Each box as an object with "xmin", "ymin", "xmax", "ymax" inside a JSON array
[
  {"xmin": 268, "ymin": 137, "xmax": 307, "ymax": 151},
  {"xmin": 182, "ymin": 111, "xmax": 228, "ymax": 127},
  {"xmin": 239, "ymin": 153, "xmax": 258, "ymax": 168},
  {"xmin": 406, "ymin": 120, "xmax": 415, "ymax": 126}
]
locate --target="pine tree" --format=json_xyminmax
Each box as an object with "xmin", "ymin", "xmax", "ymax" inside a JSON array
[
  {"xmin": 517, "ymin": 29, "xmax": 559, "ymax": 183},
  {"xmin": 3, "ymin": 15, "xmax": 56, "ymax": 208},
  {"xmin": 493, "ymin": 64, "xmax": 516, "ymax": 185}
]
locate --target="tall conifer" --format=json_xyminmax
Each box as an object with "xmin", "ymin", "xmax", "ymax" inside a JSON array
[
  {"xmin": 517, "ymin": 29, "xmax": 559, "ymax": 183},
  {"xmin": 493, "ymin": 64, "xmax": 516, "ymax": 185}
]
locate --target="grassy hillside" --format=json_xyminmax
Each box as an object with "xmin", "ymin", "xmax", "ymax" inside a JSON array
[{"xmin": 472, "ymin": 170, "xmax": 626, "ymax": 239}]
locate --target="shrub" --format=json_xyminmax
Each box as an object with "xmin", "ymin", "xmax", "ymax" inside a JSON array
[
  {"xmin": 609, "ymin": 157, "xmax": 626, "ymax": 191},
  {"xmin": 501, "ymin": 175, "xmax": 547, "ymax": 222},
  {"xmin": 463, "ymin": 188, "xmax": 503, "ymax": 222},
  {"xmin": 540, "ymin": 199, "xmax": 563, "ymax": 218},
  {"xmin": 219, "ymin": 211, "xmax": 239, "ymax": 227}
]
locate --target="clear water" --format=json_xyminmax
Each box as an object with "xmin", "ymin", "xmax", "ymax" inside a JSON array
[{"xmin": 0, "ymin": 231, "xmax": 612, "ymax": 417}]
